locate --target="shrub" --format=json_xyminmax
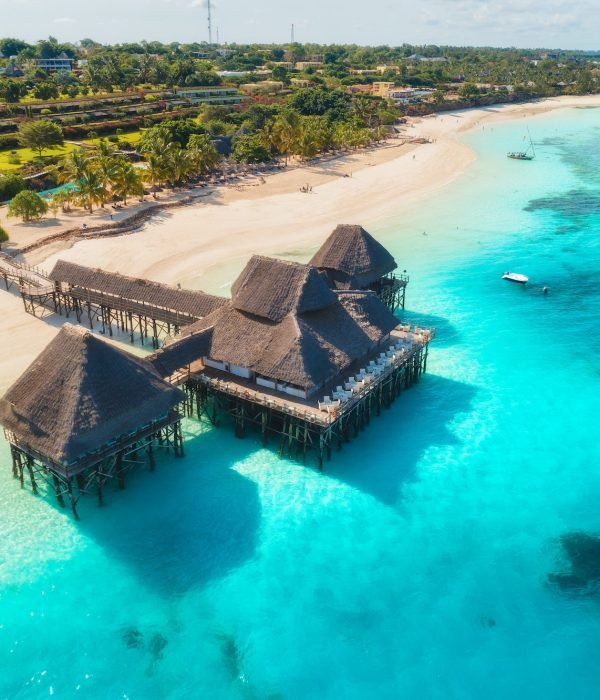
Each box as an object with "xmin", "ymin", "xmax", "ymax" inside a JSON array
[
  {"xmin": 0, "ymin": 134, "xmax": 21, "ymax": 150},
  {"xmin": 8, "ymin": 190, "xmax": 48, "ymax": 222},
  {"xmin": 0, "ymin": 172, "xmax": 26, "ymax": 201}
]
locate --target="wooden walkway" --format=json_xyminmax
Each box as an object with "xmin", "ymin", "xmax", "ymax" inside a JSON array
[{"xmin": 0, "ymin": 253, "xmax": 49, "ymax": 292}]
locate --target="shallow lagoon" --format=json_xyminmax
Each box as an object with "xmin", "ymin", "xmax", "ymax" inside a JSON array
[{"xmin": 1, "ymin": 107, "xmax": 600, "ymax": 699}]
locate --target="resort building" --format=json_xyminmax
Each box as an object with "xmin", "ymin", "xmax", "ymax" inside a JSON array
[
  {"xmin": 295, "ymin": 61, "xmax": 324, "ymax": 70},
  {"xmin": 240, "ymin": 81, "xmax": 285, "ymax": 95},
  {"xmin": 2, "ymin": 225, "xmax": 431, "ymax": 495},
  {"xmin": 371, "ymin": 82, "xmax": 396, "ymax": 97},
  {"xmin": 146, "ymin": 226, "xmax": 429, "ymax": 465},
  {"xmin": 37, "ymin": 53, "xmax": 74, "ymax": 72},
  {"xmin": 0, "ymin": 325, "xmax": 186, "ymax": 518},
  {"xmin": 175, "ymin": 87, "xmax": 243, "ymax": 106},
  {"xmin": 386, "ymin": 87, "xmax": 435, "ymax": 104}
]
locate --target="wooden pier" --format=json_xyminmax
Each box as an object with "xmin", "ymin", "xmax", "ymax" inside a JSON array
[
  {"xmin": 6, "ymin": 412, "xmax": 184, "ymax": 519},
  {"xmin": 0, "ymin": 223, "xmax": 432, "ymax": 516},
  {"xmin": 174, "ymin": 329, "xmax": 430, "ymax": 468},
  {"xmin": 18, "ymin": 260, "xmax": 226, "ymax": 348}
]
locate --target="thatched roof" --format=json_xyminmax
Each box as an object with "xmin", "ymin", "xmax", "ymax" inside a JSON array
[
  {"xmin": 49, "ymin": 260, "xmax": 226, "ymax": 320},
  {"xmin": 231, "ymin": 256, "xmax": 336, "ymax": 322},
  {"xmin": 168, "ymin": 287, "xmax": 398, "ymax": 393},
  {"xmin": 0, "ymin": 325, "xmax": 185, "ymax": 467},
  {"xmin": 309, "ymin": 224, "xmax": 397, "ymax": 289},
  {"xmin": 148, "ymin": 327, "xmax": 213, "ymax": 377}
]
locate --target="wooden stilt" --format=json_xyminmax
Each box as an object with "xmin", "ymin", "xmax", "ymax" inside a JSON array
[
  {"xmin": 53, "ymin": 475, "xmax": 65, "ymax": 507},
  {"xmin": 26, "ymin": 455, "xmax": 38, "ymax": 495}
]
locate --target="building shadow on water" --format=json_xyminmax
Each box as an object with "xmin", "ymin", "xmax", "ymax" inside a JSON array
[
  {"xmin": 74, "ymin": 423, "xmax": 261, "ymax": 598},
  {"xmin": 325, "ymin": 374, "xmax": 477, "ymax": 505}
]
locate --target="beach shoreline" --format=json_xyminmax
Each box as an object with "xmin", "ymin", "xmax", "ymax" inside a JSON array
[{"xmin": 1, "ymin": 93, "xmax": 599, "ymax": 390}]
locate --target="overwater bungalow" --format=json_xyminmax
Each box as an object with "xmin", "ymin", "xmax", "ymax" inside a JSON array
[
  {"xmin": 149, "ymin": 248, "xmax": 431, "ymax": 465},
  {"xmin": 1, "ymin": 224, "xmax": 432, "ymax": 508},
  {"xmin": 0, "ymin": 324, "xmax": 186, "ymax": 517}
]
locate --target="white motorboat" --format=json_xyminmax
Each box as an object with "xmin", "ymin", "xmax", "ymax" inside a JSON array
[{"xmin": 502, "ymin": 272, "xmax": 529, "ymax": 284}]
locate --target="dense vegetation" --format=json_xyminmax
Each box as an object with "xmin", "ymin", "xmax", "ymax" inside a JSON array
[{"xmin": 0, "ymin": 37, "xmax": 598, "ymax": 220}]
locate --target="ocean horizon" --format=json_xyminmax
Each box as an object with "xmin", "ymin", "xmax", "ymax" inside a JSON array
[{"xmin": 1, "ymin": 105, "xmax": 599, "ymax": 699}]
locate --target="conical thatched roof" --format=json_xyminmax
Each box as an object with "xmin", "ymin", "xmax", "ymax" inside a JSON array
[
  {"xmin": 231, "ymin": 255, "xmax": 336, "ymax": 322},
  {"xmin": 0, "ymin": 325, "xmax": 185, "ymax": 467},
  {"xmin": 309, "ymin": 224, "xmax": 397, "ymax": 289}
]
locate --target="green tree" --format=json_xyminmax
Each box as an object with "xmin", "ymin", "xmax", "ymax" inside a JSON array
[
  {"xmin": 58, "ymin": 148, "xmax": 90, "ymax": 186},
  {"xmin": 0, "ymin": 225, "xmax": 9, "ymax": 250},
  {"xmin": 18, "ymin": 119, "xmax": 64, "ymax": 157},
  {"xmin": 138, "ymin": 120, "xmax": 205, "ymax": 149},
  {"xmin": 0, "ymin": 173, "xmax": 26, "ymax": 201},
  {"xmin": 268, "ymin": 110, "xmax": 301, "ymax": 165},
  {"xmin": 288, "ymin": 87, "xmax": 351, "ymax": 119},
  {"xmin": 187, "ymin": 134, "xmax": 220, "ymax": 175},
  {"xmin": 111, "ymin": 159, "xmax": 143, "ymax": 204},
  {"xmin": 74, "ymin": 166, "xmax": 106, "ymax": 212},
  {"xmin": 8, "ymin": 190, "xmax": 48, "ymax": 222},
  {"xmin": 0, "ymin": 38, "xmax": 31, "ymax": 56},
  {"xmin": 295, "ymin": 116, "xmax": 333, "ymax": 159},
  {"xmin": 33, "ymin": 81, "xmax": 59, "ymax": 100},
  {"xmin": 231, "ymin": 135, "xmax": 272, "ymax": 164},
  {"xmin": 0, "ymin": 79, "xmax": 27, "ymax": 104}
]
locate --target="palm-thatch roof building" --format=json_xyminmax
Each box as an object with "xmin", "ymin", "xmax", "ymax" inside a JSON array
[
  {"xmin": 309, "ymin": 224, "xmax": 409, "ymax": 311},
  {"xmin": 0, "ymin": 324, "xmax": 186, "ymax": 517},
  {"xmin": 156, "ymin": 255, "xmax": 399, "ymax": 399},
  {"xmin": 149, "ymin": 246, "xmax": 432, "ymax": 465}
]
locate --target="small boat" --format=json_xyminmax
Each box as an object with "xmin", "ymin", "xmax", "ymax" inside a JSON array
[
  {"xmin": 502, "ymin": 272, "xmax": 529, "ymax": 284},
  {"xmin": 507, "ymin": 128, "xmax": 535, "ymax": 161}
]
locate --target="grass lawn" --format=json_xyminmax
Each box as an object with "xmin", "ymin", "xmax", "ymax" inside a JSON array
[{"xmin": 0, "ymin": 131, "xmax": 144, "ymax": 173}]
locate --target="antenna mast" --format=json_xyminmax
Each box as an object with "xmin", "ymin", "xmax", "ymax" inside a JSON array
[
  {"xmin": 291, "ymin": 23, "xmax": 295, "ymax": 43},
  {"xmin": 207, "ymin": 0, "xmax": 213, "ymax": 45}
]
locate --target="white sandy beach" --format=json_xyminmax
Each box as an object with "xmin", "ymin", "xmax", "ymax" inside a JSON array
[{"xmin": 1, "ymin": 94, "xmax": 599, "ymax": 390}]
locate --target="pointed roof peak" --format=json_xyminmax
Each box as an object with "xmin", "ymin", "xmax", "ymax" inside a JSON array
[
  {"xmin": 309, "ymin": 224, "xmax": 397, "ymax": 288},
  {"xmin": 231, "ymin": 255, "xmax": 336, "ymax": 322},
  {"xmin": 0, "ymin": 324, "xmax": 184, "ymax": 467}
]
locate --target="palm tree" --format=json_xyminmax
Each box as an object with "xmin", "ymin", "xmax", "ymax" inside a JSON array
[
  {"xmin": 75, "ymin": 166, "xmax": 106, "ymax": 212},
  {"xmin": 50, "ymin": 188, "xmax": 75, "ymax": 213},
  {"xmin": 296, "ymin": 116, "xmax": 333, "ymax": 160},
  {"xmin": 111, "ymin": 160, "xmax": 143, "ymax": 205},
  {"xmin": 139, "ymin": 132, "xmax": 177, "ymax": 186},
  {"xmin": 270, "ymin": 110, "xmax": 301, "ymax": 165},
  {"xmin": 187, "ymin": 134, "xmax": 220, "ymax": 177},
  {"xmin": 94, "ymin": 140, "xmax": 119, "ymax": 207},
  {"xmin": 57, "ymin": 148, "xmax": 90, "ymax": 187}
]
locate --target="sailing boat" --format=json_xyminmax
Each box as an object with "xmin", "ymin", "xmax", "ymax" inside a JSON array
[{"xmin": 507, "ymin": 128, "xmax": 536, "ymax": 161}]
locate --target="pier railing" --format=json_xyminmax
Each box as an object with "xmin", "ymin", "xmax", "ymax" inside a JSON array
[{"xmin": 190, "ymin": 327, "xmax": 433, "ymax": 427}]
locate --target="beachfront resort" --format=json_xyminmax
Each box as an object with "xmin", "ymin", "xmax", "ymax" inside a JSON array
[{"xmin": 0, "ymin": 224, "xmax": 431, "ymax": 517}]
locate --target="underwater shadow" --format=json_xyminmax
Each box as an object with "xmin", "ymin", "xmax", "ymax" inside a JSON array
[
  {"xmin": 75, "ymin": 423, "xmax": 261, "ymax": 598},
  {"xmin": 326, "ymin": 374, "xmax": 477, "ymax": 506}
]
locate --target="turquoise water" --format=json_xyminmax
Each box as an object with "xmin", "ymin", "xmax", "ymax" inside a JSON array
[{"xmin": 1, "ymin": 107, "xmax": 600, "ymax": 699}]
